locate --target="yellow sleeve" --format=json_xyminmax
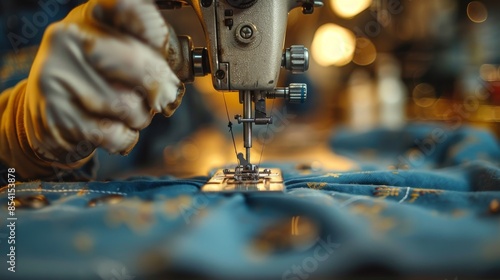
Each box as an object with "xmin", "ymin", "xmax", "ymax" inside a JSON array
[{"xmin": 0, "ymin": 80, "xmax": 59, "ymax": 180}]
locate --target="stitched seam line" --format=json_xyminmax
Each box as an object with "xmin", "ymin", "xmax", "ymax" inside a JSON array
[{"xmin": 0, "ymin": 189, "xmax": 126, "ymax": 196}]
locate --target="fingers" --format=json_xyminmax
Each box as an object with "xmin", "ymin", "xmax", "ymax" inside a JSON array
[
  {"xmin": 80, "ymin": 27, "xmax": 182, "ymax": 114},
  {"xmin": 110, "ymin": 86, "xmax": 154, "ymax": 130},
  {"xmin": 88, "ymin": 0, "xmax": 170, "ymax": 53},
  {"xmin": 45, "ymin": 97, "xmax": 140, "ymax": 158},
  {"xmin": 162, "ymin": 82, "xmax": 185, "ymax": 117},
  {"xmin": 60, "ymin": 6, "xmax": 184, "ymax": 117},
  {"xmin": 92, "ymin": 118, "xmax": 139, "ymax": 155},
  {"xmin": 42, "ymin": 23, "xmax": 175, "ymax": 128}
]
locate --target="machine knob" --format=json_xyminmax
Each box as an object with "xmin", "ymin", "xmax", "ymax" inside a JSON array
[
  {"xmin": 282, "ymin": 45, "xmax": 309, "ymax": 74},
  {"xmin": 226, "ymin": 0, "xmax": 257, "ymax": 9},
  {"xmin": 192, "ymin": 48, "xmax": 210, "ymax": 77},
  {"xmin": 287, "ymin": 83, "xmax": 307, "ymax": 104}
]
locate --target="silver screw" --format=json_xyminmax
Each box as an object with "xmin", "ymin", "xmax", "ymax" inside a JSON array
[{"xmin": 240, "ymin": 25, "xmax": 253, "ymax": 39}]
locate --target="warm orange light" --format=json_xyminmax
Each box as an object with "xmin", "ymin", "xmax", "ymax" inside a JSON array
[
  {"xmin": 311, "ymin": 23, "xmax": 356, "ymax": 67},
  {"xmin": 412, "ymin": 83, "xmax": 437, "ymax": 108},
  {"xmin": 193, "ymin": 75, "xmax": 241, "ymax": 120},
  {"xmin": 467, "ymin": 1, "xmax": 487, "ymax": 23},
  {"xmin": 353, "ymin": 37, "xmax": 377, "ymax": 66},
  {"xmin": 479, "ymin": 64, "xmax": 497, "ymax": 81},
  {"xmin": 330, "ymin": 0, "xmax": 372, "ymax": 18}
]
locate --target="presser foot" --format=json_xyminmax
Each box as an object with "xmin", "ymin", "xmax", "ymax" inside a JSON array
[{"xmin": 201, "ymin": 167, "xmax": 285, "ymax": 193}]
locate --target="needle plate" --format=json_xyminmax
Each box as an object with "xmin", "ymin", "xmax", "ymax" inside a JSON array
[{"xmin": 201, "ymin": 168, "xmax": 285, "ymax": 193}]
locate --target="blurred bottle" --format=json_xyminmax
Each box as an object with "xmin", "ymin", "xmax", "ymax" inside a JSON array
[
  {"xmin": 347, "ymin": 69, "xmax": 377, "ymax": 131},
  {"xmin": 376, "ymin": 54, "xmax": 407, "ymax": 129}
]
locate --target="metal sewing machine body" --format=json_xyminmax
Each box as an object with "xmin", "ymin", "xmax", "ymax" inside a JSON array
[{"xmin": 158, "ymin": 0, "xmax": 323, "ymax": 192}]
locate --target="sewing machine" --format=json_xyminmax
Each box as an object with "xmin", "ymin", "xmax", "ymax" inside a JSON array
[{"xmin": 157, "ymin": 0, "xmax": 323, "ymax": 192}]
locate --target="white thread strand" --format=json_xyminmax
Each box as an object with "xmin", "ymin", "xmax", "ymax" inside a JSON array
[{"xmin": 398, "ymin": 187, "xmax": 411, "ymax": 203}]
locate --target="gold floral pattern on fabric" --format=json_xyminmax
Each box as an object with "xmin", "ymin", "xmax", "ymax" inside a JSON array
[
  {"xmin": 408, "ymin": 188, "xmax": 443, "ymax": 203},
  {"xmin": 374, "ymin": 186, "xmax": 401, "ymax": 199},
  {"xmin": 307, "ymin": 182, "xmax": 328, "ymax": 190},
  {"xmin": 105, "ymin": 198, "xmax": 156, "ymax": 234}
]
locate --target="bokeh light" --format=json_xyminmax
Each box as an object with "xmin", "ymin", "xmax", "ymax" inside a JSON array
[
  {"xmin": 311, "ymin": 23, "xmax": 356, "ymax": 67},
  {"xmin": 353, "ymin": 37, "xmax": 377, "ymax": 66},
  {"xmin": 479, "ymin": 64, "xmax": 498, "ymax": 81},
  {"xmin": 467, "ymin": 1, "xmax": 487, "ymax": 23},
  {"xmin": 412, "ymin": 83, "xmax": 437, "ymax": 107},
  {"xmin": 330, "ymin": 0, "xmax": 372, "ymax": 18}
]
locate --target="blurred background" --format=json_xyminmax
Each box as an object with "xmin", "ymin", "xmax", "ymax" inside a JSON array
[
  {"xmin": 158, "ymin": 0, "xmax": 499, "ymax": 177},
  {"xmin": 164, "ymin": 0, "xmax": 500, "ymax": 132},
  {"xmin": 164, "ymin": 0, "xmax": 500, "ymax": 128},
  {"xmin": 1, "ymin": 0, "xmax": 499, "ymax": 178}
]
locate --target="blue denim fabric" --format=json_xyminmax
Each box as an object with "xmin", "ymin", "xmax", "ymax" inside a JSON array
[{"xmin": 1, "ymin": 124, "xmax": 499, "ymax": 279}]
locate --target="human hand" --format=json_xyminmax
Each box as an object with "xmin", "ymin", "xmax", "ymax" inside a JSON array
[{"xmin": 19, "ymin": 0, "xmax": 184, "ymax": 177}]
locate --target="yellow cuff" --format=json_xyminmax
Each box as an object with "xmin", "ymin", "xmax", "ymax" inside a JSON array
[{"xmin": 0, "ymin": 80, "xmax": 91, "ymax": 180}]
